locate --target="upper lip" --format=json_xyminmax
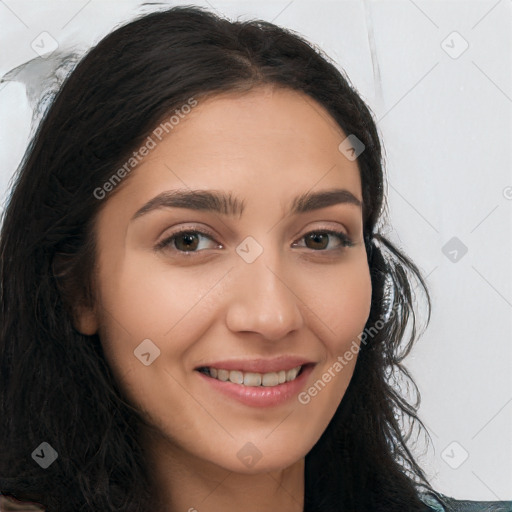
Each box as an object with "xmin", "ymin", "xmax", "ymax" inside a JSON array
[{"xmin": 195, "ymin": 356, "xmax": 315, "ymax": 374}]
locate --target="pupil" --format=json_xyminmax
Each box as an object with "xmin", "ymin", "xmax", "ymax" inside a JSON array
[
  {"xmin": 307, "ymin": 233, "xmax": 327, "ymax": 250},
  {"xmin": 178, "ymin": 233, "xmax": 198, "ymax": 251}
]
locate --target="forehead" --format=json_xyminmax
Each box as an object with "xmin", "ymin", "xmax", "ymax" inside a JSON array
[
  {"xmin": 167, "ymin": 86, "xmax": 350, "ymax": 164},
  {"xmin": 104, "ymin": 86, "xmax": 363, "ymax": 216}
]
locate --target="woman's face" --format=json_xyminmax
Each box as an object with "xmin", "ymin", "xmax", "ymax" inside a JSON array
[{"xmin": 79, "ymin": 86, "xmax": 372, "ymax": 475}]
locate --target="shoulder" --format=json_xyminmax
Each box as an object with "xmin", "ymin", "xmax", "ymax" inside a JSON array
[
  {"xmin": 0, "ymin": 495, "xmax": 45, "ymax": 511},
  {"xmin": 420, "ymin": 492, "xmax": 512, "ymax": 512}
]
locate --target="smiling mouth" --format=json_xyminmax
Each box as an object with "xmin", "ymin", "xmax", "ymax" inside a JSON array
[{"xmin": 196, "ymin": 364, "xmax": 309, "ymax": 387}]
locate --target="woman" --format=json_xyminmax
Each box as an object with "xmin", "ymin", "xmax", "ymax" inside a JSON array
[{"xmin": 0, "ymin": 6, "xmax": 510, "ymax": 512}]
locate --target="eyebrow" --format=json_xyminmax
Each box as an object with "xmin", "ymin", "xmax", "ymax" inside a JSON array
[{"xmin": 131, "ymin": 187, "xmax": 362, "ymax": 221}]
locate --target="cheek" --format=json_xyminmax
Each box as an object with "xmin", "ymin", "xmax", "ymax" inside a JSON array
[
  {"xmin": 294, "ymin": 258, "xmax": 371, "ymax": 443},
  {"xmin": 94, "ymin": 251, "xmax": 230, "ymax": 387},
  {"xmin": 98, "ymin": 252, "xmax": 216, "ymax": 338},
  {"xmin": 307, "ymin": 255, "xmax": 372, "ymax": 353}
]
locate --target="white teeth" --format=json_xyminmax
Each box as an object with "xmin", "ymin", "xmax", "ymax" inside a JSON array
[
  {"xmin": 243, "ymin": 372, "xmax": 262, "ymax": 386},
  {"xmin": 217, "ymin": 369, "xmax": 229, "ymax": 382},
  {"xmin": 206, "ymin": 365, "xmax": 303, "ymax": 387},
  {"xmin": 229, "ymin": 370, "xmax": 243, "ymax": 384},
  {"xmin": 261, "ymin": 372, "xmax": 279, "ymax": 387},
  {"xmin": 286, "ymin": 367, "xmax": 299, "ymax": 381}
]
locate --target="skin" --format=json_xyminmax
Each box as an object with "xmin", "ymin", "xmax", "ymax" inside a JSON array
[{"xmin": 76, "ymin": 85, "xmax": 372, "ymax": 511}]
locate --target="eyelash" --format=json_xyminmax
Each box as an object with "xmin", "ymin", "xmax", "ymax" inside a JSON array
[{"xmin": 155, "ymin": 226, "xmax": 355, "ymax": 256}]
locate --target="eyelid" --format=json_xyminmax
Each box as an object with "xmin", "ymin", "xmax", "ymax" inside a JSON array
[{"xmin": 295, "ymin": 221, "xmax": 350, "ymax": 239}]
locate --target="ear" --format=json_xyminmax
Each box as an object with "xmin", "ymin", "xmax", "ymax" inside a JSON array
[
  {"xmin": 52, "ymin": 252, "xmax": 99, "ymax": 336},
  {"xmin": 73, "ymin": 304, "xmax": 99, "ymax": 335}
]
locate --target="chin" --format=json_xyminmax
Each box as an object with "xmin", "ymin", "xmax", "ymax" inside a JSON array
[{"xmin": 219, "ymin": 440, "xmax": 311, "ymax": 475}]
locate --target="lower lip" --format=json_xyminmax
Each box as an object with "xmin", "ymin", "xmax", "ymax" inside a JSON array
[{"xmin": 196, "ymin": 364, "xmax": 315, "ymax": 408}]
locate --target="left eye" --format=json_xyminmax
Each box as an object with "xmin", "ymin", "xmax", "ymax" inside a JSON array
[
  {"xmin": 292, "ymin": 230, "xmax": 355, "ymax": 251},
  {"xmin": 156, "ymin": 228, "xmax": 354, "ymax": 254}
]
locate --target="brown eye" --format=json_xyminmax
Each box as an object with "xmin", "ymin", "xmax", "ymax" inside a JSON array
[
  {"xmin": 295, "ymin": 230, "xmax": 354, "ymax": 251},
  {"xmin": 304, "ymin": 232, "xmax": 330, "ymax": 250},
  {"xmin": 174, "ymin": 232, "xmax": 200, "ymax": 251},
  {"xmin": 156, "ymin": 229, "xmax": 220, "ymax": 254}
]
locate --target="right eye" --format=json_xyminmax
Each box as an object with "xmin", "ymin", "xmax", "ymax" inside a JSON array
[{"xmin": 156, "ymin": 228, "xmax": 222, "ymax": 255}]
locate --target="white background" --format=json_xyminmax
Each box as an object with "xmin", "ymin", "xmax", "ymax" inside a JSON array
[{"xmin": 0, "ymin": 0, "xmax": 511, "ymax": 502}]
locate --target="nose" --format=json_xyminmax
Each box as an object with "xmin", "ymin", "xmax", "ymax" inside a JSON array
[{"xmin": 224, "ymin": 250, "xmax": 304, "ymax": 341}]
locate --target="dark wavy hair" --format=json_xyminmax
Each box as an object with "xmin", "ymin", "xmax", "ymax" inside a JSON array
[{"xmin": 0, "ymin": 5, "xmax": 449, "ymax": 511}]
